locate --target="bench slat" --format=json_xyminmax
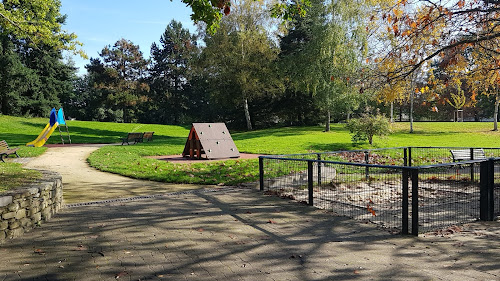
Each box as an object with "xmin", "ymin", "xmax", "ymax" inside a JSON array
[
  {"xmin": 0, "ymin": 140, "xmax": 19, "ymax": 162},
  {"xmin": 450, "ymin": 149, "xmax": 486, "ymax": 161}
]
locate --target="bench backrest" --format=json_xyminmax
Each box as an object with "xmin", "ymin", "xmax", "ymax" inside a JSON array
[
  {"xmin": 450, "ymin": 149, "xmax": 486, "ymax": 161},
  {"xmin": 128, "ymin": 132, "xmax": 143, "ymax": 139},
  {"xmin": 143, "ymin": 132, "xmax": 154, "ymax": 139},
  {"xmin": 0, "ymin": 140, "xmax": 9, "ymax": 152}
]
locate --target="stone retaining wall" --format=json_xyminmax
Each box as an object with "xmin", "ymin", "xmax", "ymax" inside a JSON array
[{"xmin": 0, "ymin": 171, "xmax": 63, "ymax": 243}]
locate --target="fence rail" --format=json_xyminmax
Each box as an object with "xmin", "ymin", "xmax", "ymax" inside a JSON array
[{"xmin": 259, "ymin": 147, "xmax": 500, "ymax": 235}]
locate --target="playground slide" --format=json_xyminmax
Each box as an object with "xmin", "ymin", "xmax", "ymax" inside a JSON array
[
  {"xmin": 26, "ymin": 122, "xmax": 58, "ymax": 147},
  {"xmin": 26, "ymin": 108, "xmax": 71, "ymax": 147}
]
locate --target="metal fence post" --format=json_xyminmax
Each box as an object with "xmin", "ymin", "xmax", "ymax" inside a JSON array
[
  {"xmin": 308, "ymin": 160, "xmax": 314, "ymax": 206},
  {"xmin": 408, "ymin": 147, "xmax": 412, "ymax": 167},
  {"xmin": 259, "ymin": 157, "xmax": 264, "ymax": 191},
  {"xmin": 402, "ymin": 169, "xmax": 409, "ymax": 235},
  {"xmin": 317, "ymin": 154, "xmax": 322, "ymax": 186},
  {"xmin": 470, "ymin": 148, "xmax": 475, "ymax": 182},
  {"xmin": 480, "ymin": 159, "xmax": 494, "ymax": 221},
  {"xmin": 403, "ymin": 148, "xmax": 408, "ymax": 167},
  {"xmin": 364, "ymin": 151, "xmax": 369, "ymax": 180},
  {"xmin": 411, "ymin": 169, "xmax": 419, "ymax": 236}
]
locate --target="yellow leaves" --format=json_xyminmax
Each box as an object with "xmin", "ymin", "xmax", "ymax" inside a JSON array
[
  {"xmin": 393, "ymin": 8, "xmax": 403, "ymax": 18},
  {"xmin": 419, "ymin": 86, "xmax": 429, "ymax": 93},
  {"xmin": 457, "ymin": 0, "xmax": 465, "ymax": 8}
]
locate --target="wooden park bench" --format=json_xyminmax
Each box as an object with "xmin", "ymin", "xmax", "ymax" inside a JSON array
[
  {"xmin": 142, "ymin": 132, "xmax": 154, "ymax": 142},
  {"xmin": 121, "ymin": 132, "xmax": 144, "ymax": 145},
  {"xmin": 0, "ymin": 140, "xmax": 20, "ymax": 162},
  {"xmin": 450, "ymin": 148, "xmax": 486, "ymax": 162}
]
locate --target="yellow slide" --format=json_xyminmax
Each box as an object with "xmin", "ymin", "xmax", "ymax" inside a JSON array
[{"xmin": 26, "ymin": 122, "xmax": 59, "ymax": 147}]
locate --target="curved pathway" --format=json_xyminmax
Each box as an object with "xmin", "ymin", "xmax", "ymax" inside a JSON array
[
  {"xmin": 23, "ymin": 144, "xmax": 209, "ymax": 203},
  {"xmin": 0, "ymin": 145, "xmax": 497, "ymax": 280}
]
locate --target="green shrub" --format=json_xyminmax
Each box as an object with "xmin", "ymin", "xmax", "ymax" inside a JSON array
[{"xmin": 346, "ymin": 113, "xmax": 391, "ymax": 145}]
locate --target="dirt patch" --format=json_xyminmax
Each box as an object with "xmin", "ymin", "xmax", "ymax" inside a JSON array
[{"xmin": 146, "ymin": 153, "xmax": 263, "ymax": 164}]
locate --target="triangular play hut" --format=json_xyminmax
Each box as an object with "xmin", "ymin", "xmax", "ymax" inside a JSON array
[{"xmin": 182, "ymin": 123, "xmax": 240, "ymax": 159}]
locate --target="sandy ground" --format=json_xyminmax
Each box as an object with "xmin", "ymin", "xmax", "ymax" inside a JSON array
[{"xmin": 22, "ymin": 144, "xmax": 213, "ymax": 203}]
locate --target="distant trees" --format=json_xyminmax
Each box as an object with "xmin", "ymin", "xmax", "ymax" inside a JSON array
[
  {"xmin": 0, "ymin": 17, "xmax": 76, "ymax": 116},
  {"xmin": 83, "ymin": 39, "xmax": 149, "ymax": 123},
  {"xmin": 5, "ymin": 0, "xmax": 500, "ymax": 131},
  {"xmin": 278, "ymin": 0, "xmax": 372, "ymax": 131},
  {"xmin": 199, "ymin": 0, "xmax": 281, "ymax": 130},
  {"xmin": 148, "ymin": 20, "xmax": 199, "ymax": 124}
]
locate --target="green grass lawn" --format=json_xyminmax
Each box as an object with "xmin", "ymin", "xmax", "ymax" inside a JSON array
[{"xmin": 1, "ymin": 114, "xmax": 500, "ymax": 187}]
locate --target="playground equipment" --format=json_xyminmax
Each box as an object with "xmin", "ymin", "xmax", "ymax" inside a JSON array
[
  {"xmin": 26, "ymin": 108, "xmax": 71, "ymax": 147},
  {"xmin": 182, "ymin": 123, "xmax": 240, "ymax": 159}
]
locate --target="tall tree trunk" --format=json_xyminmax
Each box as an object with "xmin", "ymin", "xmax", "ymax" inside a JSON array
[
  {"xmin": 325, "ymin": 110, "xmax": 331, "ymax": 132},
  {"xmin": 390, "ymin": 102, "xmax": 394, "ymax": 123},
  {"xmin": 410, "ymin": 92, "xmax": 414, "ymax": 133},
  {"xmin": 494, "ymin": 93, "xmax": 499, "ymax": 131},
  {"xmin": 347, "ymin": 111, "xmax": 351, "ymax": 122},
  {"xmin": 244, "ymin": 98, "xmax": 252, "ymax": 131}
]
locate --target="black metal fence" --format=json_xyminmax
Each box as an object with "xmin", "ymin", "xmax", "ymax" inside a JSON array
[{"xmin": 259, "ymin": 147, "xmax": 500, "ymax": 235}]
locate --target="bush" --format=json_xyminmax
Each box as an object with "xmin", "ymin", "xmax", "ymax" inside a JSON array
[{"xmin": 346, "ymin": 113, "xmax": 391, "ymax": 145}]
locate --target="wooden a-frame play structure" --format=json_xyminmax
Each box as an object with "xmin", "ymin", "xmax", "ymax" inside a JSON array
[{"xmin": 182, "ymin": 123, "xmax": 240, "ymax": 160}]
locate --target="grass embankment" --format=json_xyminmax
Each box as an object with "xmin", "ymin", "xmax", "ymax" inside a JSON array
[{"xmin": 2, "ymin": 114, "xmax": 500, "ymax": 187}]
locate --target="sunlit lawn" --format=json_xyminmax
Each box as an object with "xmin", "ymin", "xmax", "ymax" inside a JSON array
[{"xmin": 1, "ymin": 114, "xmax": 500, "ymax": 187}]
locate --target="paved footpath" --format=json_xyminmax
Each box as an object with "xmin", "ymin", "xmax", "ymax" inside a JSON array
[
  {"xmin": 1, "ymin": 188, "xmax": 499, "ymax": 280},
  {"xmin": 1, "ymin": 145, "xmax": 499, "ymax": 280}
]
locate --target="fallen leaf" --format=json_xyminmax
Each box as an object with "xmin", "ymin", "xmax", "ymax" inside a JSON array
[
  {"xmin": 115, "ymin": 271, "xmax": 129, "ymax": 279},
  {"xmin": 267, "ymin": 220, "xmax": 277, "ymax": 224},
  {"xmin": 354, "ymin": 270, "xmax": 360, "ymax": 274},
  {"xmin": 34, "ymin": 249, "xmax": 45, "ymax": 255},
  {"xmin": 198, "ymin": 228, "xmax": 204, "ymax": 232}
]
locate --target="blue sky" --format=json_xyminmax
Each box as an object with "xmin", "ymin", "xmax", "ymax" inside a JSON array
[{"xmin": 60, "ymin": 0, "xmax": 196, "ymax": 75}]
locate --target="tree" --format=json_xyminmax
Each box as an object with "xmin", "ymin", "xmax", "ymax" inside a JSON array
[
  {"xmin": 346, "ymin": 110, "xmax": 391, "ymax": 145},
  {"xmin": 200, "ymin": 0, "xmax": 280, "ymax": 130},
  {"xmin": 0, "ymin": 0, "xmax": 84, "ymax": 56},
  {"xmin": 182, "ymin": 0, "xmax": 310, "ymax": 33},
  {"xmin": 372, "ymin": 0, "xmax": 500, "ymax": 89},
  {"xmin": 148, "ymin": 20, "xmax": 199, "ymax": 124},
  {"xmin": 0, "ymin": 28, "xmax": 77, "ymax": 116},
  {"xmin": 279, "ymin": 0, "xmax": 372, "ymax": 131},
  {"xmin": 86, "ymin": 39, "xmax": 149, "ymax": 123}
]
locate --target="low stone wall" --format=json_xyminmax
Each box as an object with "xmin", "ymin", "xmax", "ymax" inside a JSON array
[{"xmin": 0, "ymin": 171, "xmax": 63, "ymax": 243}]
